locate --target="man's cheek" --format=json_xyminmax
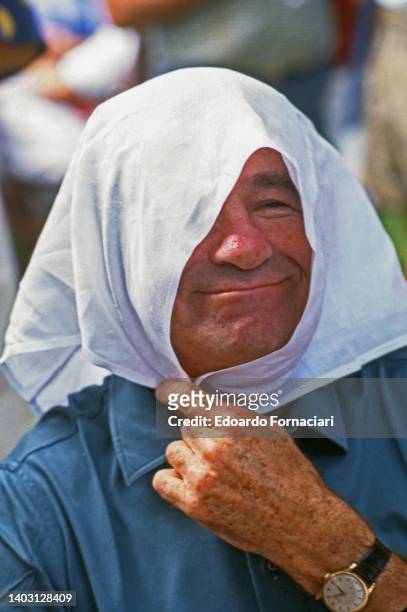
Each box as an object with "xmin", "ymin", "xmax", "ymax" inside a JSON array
[{"xmin": 280, "ymin": 234, "xmax": 312, "ymax": 273}]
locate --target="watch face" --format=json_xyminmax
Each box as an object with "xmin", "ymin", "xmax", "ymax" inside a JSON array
[{"xmin": 322, "ymin": 572, "xmax": 369, "ymax": 612}]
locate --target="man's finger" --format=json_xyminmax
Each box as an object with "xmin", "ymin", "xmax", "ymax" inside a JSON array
[
  {"xmin": 165, "ymin": 440, "xmax": 195, "ymax": 473},
  {"xmin": 152, "ymin": 468, "xmax": 185, "ymax": 506}
]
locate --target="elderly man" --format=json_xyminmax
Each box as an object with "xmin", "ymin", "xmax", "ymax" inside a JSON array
[{"xmin": 1, "ymin": 68, "xmax": 407, "ymax": 612}]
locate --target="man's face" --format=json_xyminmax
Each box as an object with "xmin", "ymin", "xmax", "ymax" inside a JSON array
[{"xmin": 171, "ymin": 148, "xmax": 312, "ymax": 377}]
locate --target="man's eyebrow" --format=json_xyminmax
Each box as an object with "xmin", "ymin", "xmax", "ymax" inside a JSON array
[{"xmin": 249, "ymin": 171, "xmax": 298, "ymax": 195}]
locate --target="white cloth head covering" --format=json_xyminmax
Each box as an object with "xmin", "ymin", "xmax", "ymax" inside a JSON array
[{"xmin": 2, "ymin": 67, "xmax": 407, "ymax": 413}]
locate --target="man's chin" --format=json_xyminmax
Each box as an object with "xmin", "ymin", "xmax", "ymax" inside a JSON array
[{"xmin": 194, "ymin": 321, "xmax": 284, "ymax": 368}]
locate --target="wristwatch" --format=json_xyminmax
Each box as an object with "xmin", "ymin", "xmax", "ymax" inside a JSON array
[{"xmin": 317, "ymin": 539, "xmax": 391, "ymax": 611}]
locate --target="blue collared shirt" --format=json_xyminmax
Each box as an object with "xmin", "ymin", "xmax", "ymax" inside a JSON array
[{"xmin": 1, "ymin": 348, "xmax": 407, "ymax": 611}]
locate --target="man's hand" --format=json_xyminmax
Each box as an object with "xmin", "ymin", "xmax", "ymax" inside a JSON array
[{"xmin": 152, "ymin": 380, "xmax": 374, "ymax": 596}]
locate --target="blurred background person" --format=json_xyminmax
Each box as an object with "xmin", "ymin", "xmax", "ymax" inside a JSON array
[
  {"xmin": 108, "ymin": 0, "xmax": 359, "ymax": 139},
  {"xmin": 0, "ymin": 0, "xmax": 45, "ymax": 458},
  {"xmin": 325, "ymin": 0, "xmax": 374, "ymax": 177},
  {"xmin": 0, "ymin": 0, "xmax": 140, "ymax": 458},
  {"xmin": 0, "ymin": 0, "xmax": 45, "ymax": 78},
  {"xmin": 364, "ymin": 0, "xmax": 407, "ymax": 272},
  {"xmin": 0, "ymin": 0, "xmax": 140, "ymax": 271},
  {"xmin": 0, "ymin": 0, "xmax": 45, "ymax": 342}
]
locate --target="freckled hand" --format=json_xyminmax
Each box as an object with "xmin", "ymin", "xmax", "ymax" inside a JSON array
[{"xmin": 153, "ymin": 380, "xmax": 375, "ymax": 597}]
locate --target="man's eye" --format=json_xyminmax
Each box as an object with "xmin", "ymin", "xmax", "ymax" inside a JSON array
[{"xmin": 260, "ymin": 201, "xmax": 290, "ymax": 210}]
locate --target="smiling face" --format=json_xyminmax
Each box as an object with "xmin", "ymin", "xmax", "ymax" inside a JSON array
[{"xmin": 171, "ymin": 148, "xmax": 312, "ymax": 378}]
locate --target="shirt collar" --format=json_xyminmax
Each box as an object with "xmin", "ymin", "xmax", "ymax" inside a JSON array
[
  {"xmin": 108, "ymin": 375, "xmax": 169, "ymax": 486},
  {"xmin": 109, "ymin": 375, "xmax": 348, "ymax": 487}
]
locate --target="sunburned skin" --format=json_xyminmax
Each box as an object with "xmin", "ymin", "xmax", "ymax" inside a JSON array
[{"xmin": 170, "ymin": 147, "xmax": 312, "ymax": 377}]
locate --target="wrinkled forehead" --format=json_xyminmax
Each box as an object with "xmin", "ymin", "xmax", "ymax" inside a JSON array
[{"xmin": 233, "ymin": 147, "xmax": 301, "ymax": 202}]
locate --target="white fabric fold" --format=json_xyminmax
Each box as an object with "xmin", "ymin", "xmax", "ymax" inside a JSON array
[{"xmin": 2, "ymin": 67, "xmax": 407, "ymax": 412}]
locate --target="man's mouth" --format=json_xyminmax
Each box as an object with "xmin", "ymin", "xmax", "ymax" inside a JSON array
[{"xmin": 197, "ymin": 279, "xmax": 291, "ymax": 295}]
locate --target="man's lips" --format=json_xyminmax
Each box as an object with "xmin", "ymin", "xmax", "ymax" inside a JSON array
[{"xmin": 195, "ymin": 279, "xmax": 291, "ymax": 295}]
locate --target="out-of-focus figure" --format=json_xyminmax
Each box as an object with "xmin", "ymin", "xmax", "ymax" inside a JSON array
[
  {"xmin": 365, "ymin": 0, "xmax": 407, "ymax": 271},
  {"xmin": 324, "ymin": 0, "xmax": 374, "ymax": 178},
  {"xmin": 0, "ymin": 0, "xmax": 45, "ymax": 458},
  {"xmin": 0, "ymin": 0, "xmax": 45, "ymax": 78},
  {"xmin": 108, "ymin": 0, "xmax": 355, "ymax": 138},
  {"xmin": 0, "ymin": 0, "xmax": 140, "ymax": 270},
  {"xmin": 0, "ymin": 0, "xmax": 44, "ymax": 342}
]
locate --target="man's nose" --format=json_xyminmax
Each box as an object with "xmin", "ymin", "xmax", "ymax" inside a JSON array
[{"xmin": 210, "ymin": 225, "xmax": 274, "ymax": 270}]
